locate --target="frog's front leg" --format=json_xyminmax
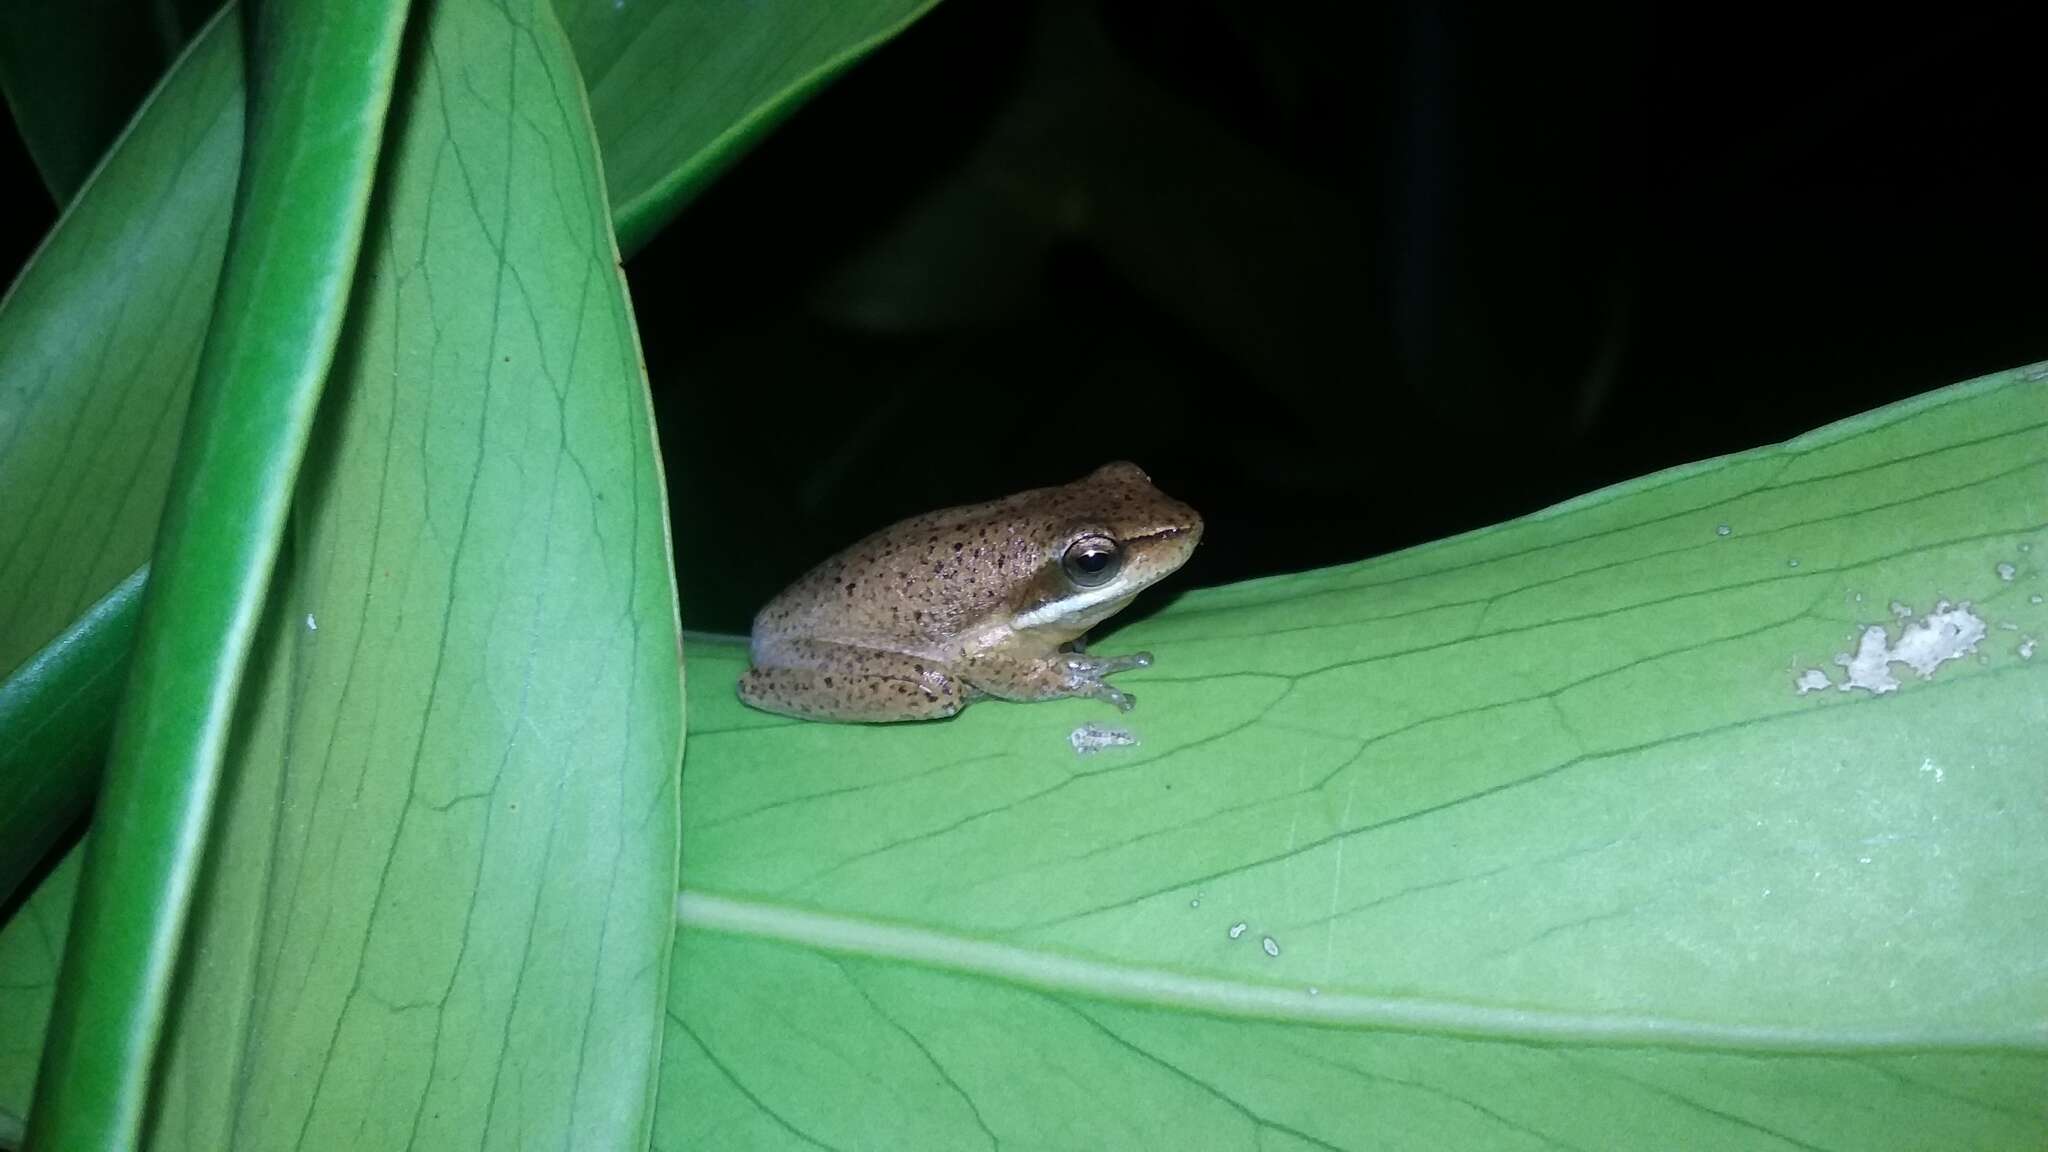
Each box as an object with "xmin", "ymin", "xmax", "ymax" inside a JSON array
[
  {"xmin": 739, "ymin": 638, "xmax": 968, "ymax": 722},
  {"xmin": 965, "ymin": 649, "xmax": 1155, "ymax": 712}
]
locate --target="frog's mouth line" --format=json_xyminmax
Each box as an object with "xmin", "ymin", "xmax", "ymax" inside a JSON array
[{"xmin": 1127, "ymin": 525, "xmax": 1198, "ymax": 545}]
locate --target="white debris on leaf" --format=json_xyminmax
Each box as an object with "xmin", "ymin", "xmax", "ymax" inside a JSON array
[
  {"xmin": 2022, "ymin": 638, "xmax": 2037, "ymax": 661},
  {"xmin": 305, "ymin": 613, "xmax": 317, "ymax": 631},
  {"xmin": 1997, "ymin": 562, "xmax": 2017, "ymax": 582},
  {"xmin": 1919, "ymin": 757, "xmax": 1944, "ymax": 783},
  {"xmin": 1069, "ymin": 723, "xmax": 1138, "ymax": 756},
  {"xmin": 1262, "ymin": 936, "xmax": 1281, "ymax": 957},
  {"xmin": 1832, "ymin": 601, "xmax": 1988, "ymax": 695},
  {"xmin": 1889, "ymin": 600, "xmax": 1913, "ymax": 619},
  {"xmin": 1889, "ymin": 602, "xmax": 1988, "ymax": 675},
  {"xmin": 1715, "ymin": 524, "xmax": 1732, "ymax": 537},
  {"xmin": 1794, "ymin": 669, "xmax": 1833, "ymax": 694},
  {"xmin": 1228, "ymin": 922, "xmax": 1248, "ymax": 940}
]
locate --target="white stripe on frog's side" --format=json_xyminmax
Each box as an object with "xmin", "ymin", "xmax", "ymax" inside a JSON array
[{"xmin": 1009, "ymin": 576, "xmax": 1138, "ymax": 631}]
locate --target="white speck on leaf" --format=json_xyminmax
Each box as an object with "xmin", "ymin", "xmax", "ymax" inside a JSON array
[
  {"xmin": 1307, "ymin": 986, "xmax": 1319, "ymax": 996},
  {"xmin": 1228, "ymin": 922, "xmax": 1247, "ymax": 940},
  {"xmin": 1832, "ymin": 601, "xmax": 1987, "ymax": 694},
  {"xmin": 1262, "ymin": 936, "xmax": 1281, "ymax": 957},
  {"xmin": 2032, "ymin": 594, "xmax": 2045, "ymax": 605},
  {"xmin": 1069, "ymin": 723, "xmax": 1137, "ymax": 756},
  {"xmin": 1189, "ymin": 896, "xmax": 1201, "ymax": 908},
  {"xmin": 1787, "ymin": 558, "xmax": 1800, "ymax": 568},
  {"xmin": 1715, "ymin": 524, "xmax": 1732, "ymax": 537},
  {"xmin": 2021, "ymin": 638, "xmax": 2037, "ymax": 661},
  {"xmin": 1919, "ymin": 757, "xmax": 1944, "ymax": 783},
  {"xmin": 1889, "ymin": 600, "xmax": 1913, "ymax": 619},
  {"xmin": 1859, "ymin": 856, "xmax": 1873, "ymax": 865},
  {"xmin": 1795, "ymin": 668, "xmax": 1832, "ymax": 694},
  {"xmin": 1997, "ymin": 562, "xmax": 2018, "ymax": 582},
  {"xmin": 305, "ymin": 614, "xmax": 317, "ymax": 631}
]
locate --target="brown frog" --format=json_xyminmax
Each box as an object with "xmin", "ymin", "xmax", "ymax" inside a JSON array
[{"xmin": 738, "ymin": 462, "xmax": 1202, "ymax": 722}]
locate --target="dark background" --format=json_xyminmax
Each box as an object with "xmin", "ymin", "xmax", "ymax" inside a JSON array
[{"xmin": 12, "ymin": 1, "xmax": 2048, "ymax": 634}]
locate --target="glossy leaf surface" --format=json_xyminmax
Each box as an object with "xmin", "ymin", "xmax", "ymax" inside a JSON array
[
  {"xmin": 662, "ymin": 362, "xmax": 2048, "ymax": 1147},
  {"xmin": 0, "ymin": 9, "xmax": 237, "ymax": 685},
  {"xmin": 0, "ymin": 0, "xmax": 945, "ymax": 895},
  {"xmin": 138, "ymin": 0, "xmax": 681, "ymax": 1144},
  {"xmin": 0, "ymin": 570, "xmax": 144, "ymax": 907},
  {"xmin": 0, "ymin": 8, "xmax": 243, "ymax": 1134},
  {"xmin": 0, "ymin": 0, "xmax": 927, "ymax": 1116},
  {"xmin": 26, "ymin": 1, "xmax": 413, "ymax": 1146}
]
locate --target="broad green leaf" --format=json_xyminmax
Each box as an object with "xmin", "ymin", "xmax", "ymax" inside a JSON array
[
  {"xmin": 143, "ymin": 0, "xmax": 681, "ymax": 1145},
  {"xmin": 558, "ymin": 0, "xmax": 945, "ymax": 254},
  {"xmin": 665, "ymin": 934, "xmax": 2046, "ymax": 1150},
  {"xmin": 27, "ymin": 2, "xmax": 412, "ymax": 1146},
  {"xmin": 0, "ymin": 0, "xmax": 220, "ymax": 202},
  {"xmin": 0, "ymin": 8, "xmax": 242, "ymax": 1115},
  {"xmin": 663, "ymin": 361, "xmax": 2048, "ymax": 1147},
  {"xmin": 0, "ymin": 0, "xmax": 892, "ymax": 1102}
]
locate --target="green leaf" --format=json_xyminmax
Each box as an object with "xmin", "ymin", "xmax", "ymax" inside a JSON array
[
  {"xmin": 3, "ymin": 0, "xmax": 682, "ymax": 1140},
  {"xmin": 0, "ymin": 0, "xmax": 948, "ymax": 906},
  {"xmin": 0, "ymin": 0, "xmax": 219, "ymax": 202},
  {"xmin": 0, "ymin": 9, "xmax": 244, "ymax": 1115},
  {"xmin": 0, "ymin": 569, "xmax": 145, "ymax": 908},
  {"xmin": 0, "ymin": 2, "xmax": 242, "ymax": 913},
  {"xmin": 144, "ymin": 0, "xmax": 680, "ymax": 1144},
  {"xmin": 26, "ymin": 2, "xmax": 413, "ymax": 1147},
  {"xmin": 0, "ymin": 5, "xmax": 238, "ymax": 686},
  {"xmin": 0, "ymin": 852, "xmax": 77, "ymax": 1143},
  {"xmin": 661, "ymin": 362, "xmax": 2048, "ymax": 1147},
  {"xmin": 558, "ymin": 0, "xmax": 945, "ymax": 254}
]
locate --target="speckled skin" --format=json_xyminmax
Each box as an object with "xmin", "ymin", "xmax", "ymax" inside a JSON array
[{"xmin": 739, "ymin": 462, "xmax": 1203, "ymax": 722}]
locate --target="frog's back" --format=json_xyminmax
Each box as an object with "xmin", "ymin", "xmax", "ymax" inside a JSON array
[{"xmin": 750, "ymin": 487, "xmax": 1051, "ymax": 652}]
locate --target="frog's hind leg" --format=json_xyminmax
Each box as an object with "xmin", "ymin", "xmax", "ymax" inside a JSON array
[{"xmin": 738, "ymin": 639, "xmax": 967, "ymax": 723}]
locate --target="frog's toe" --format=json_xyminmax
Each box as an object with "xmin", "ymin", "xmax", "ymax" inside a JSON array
[
  {"xmin": 1062, "ymin": 650, "xmax": 1154, "ymax": 678},
  {"xmin": 1076, "ymin": 679, "xmax": 1135, "ymax": 711}
]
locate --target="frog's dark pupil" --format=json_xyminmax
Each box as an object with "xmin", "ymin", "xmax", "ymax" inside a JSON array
[{"xmin": 1063, "ymin": 539, "xmax": 1121, "ymax": 586}]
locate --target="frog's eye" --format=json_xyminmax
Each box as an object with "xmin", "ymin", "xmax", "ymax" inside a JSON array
[{"xmin": 1061, "ymin": 535, "xmax": 1122, "ymax": 587}]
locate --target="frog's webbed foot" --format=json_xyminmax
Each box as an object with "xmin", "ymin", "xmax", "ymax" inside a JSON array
[{"xmin": 1059, "ymin": 650, "xmax": 1153, "ymax": 712}]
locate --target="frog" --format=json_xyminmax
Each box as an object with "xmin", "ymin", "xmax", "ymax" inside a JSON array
[{"xmin": 738, "ymin": 461, "xmax": 1203, "ymax": 722}]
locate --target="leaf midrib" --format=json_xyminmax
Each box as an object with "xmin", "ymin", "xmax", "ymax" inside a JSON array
[{"xmin": 674, "ymin": 890, "xmax": 2048, "ymax": 1055}]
